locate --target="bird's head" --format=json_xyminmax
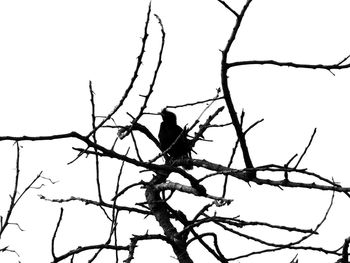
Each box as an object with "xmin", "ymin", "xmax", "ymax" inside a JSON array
[{"xmin": 160, "ymin": 108, "xmax": 177, "ymax": 125}]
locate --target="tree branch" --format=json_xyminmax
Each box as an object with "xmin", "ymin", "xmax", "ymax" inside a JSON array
[
  {"xmin": 228, "ymin": 59, "xmax": 350, "ymax": 71},
  {"xmin": 87, "ymin": 3, "xmax": 152, "ymax": 138},
  {"xmin": 220, "ymin": 0, "xmax": 255, "ymax": 177}
]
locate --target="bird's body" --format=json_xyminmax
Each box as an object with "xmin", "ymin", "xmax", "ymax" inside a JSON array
[{"xmin": 158, "ymin": 109, "xmax": 193, "ymax": 169}]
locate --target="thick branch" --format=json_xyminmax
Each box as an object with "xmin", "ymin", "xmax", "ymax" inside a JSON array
[
  {"xmin": 145, "ymin": 171, "xmax": 194, "ymax": 263},
  {"xmin": 342, "ymin": 236, "xmax": 350, "ymax": 263}
]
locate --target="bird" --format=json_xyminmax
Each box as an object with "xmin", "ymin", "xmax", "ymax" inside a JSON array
[{"xmin": 158, "ymin": 108, "xmax": 193, "ymax": 169}]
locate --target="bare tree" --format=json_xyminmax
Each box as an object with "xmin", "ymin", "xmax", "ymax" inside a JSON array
[{"xmin": 1, "ymin": 1, "xmax": 350, "ymax": 263}]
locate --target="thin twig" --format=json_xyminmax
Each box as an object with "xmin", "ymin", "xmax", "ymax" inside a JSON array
[
  {"xmin": 40, "ymin": 195, "xmax": 150, "ymax": 215},
  {"xmin": 190, "ymin": 106, "xmax": 225, "ymax": 147},
  {"xmin": 111, "ymin": 148, "xmax": 129, "ymax": 262},
  {"xmin": 229, "ymin": 190, "xmax": 336, "ymax": 261},
  {"xmin": 294, "ymin": 128, "xmax": 317, "ymax": 168},
  {"xmin": 338, "ymin": 54, "xmax": 350, "ymax": 65},
  {"xmin": 111, "ymin": 182, "xmax": 144, "ymax": 201},
  {"xmin": 166, "ymin": 96, "xmax": 224, "ymax": 109},
  {"xmin": 0, "ymin": 143, "xmax": 20, "ymax": 238},
  {"xmin": 217, "ymin": 0, "xmax": 239, "ymax": 16},
  {"xmin": 187, "ymin": 89, "xmax": 222, "ymax": 133},
  {"xmin": 131, "ymin": 132, "xmax": 143, "ymax": 161},
  {"xmin": 89, "ymin": 81, "xmax": 103, "ymax": 201},
  {"xmin": 244, "ymin": 118, "xmax": 264, "ymax": 135},
  {"xmin": 52, "ymin": 244, "xmax": 129, "ymax": 263},
  {"xmin": 186, "ymin": 232, "xmax": 228, "ymax": 262},
  {"xmin": 14, "ymin": 171, "xmax": 43, "ymax": 207}
]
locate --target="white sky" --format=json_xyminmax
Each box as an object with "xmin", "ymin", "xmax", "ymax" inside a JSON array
[{"xmin": 0, "ymin": 0, "xmax": 350, "ymax": 262}]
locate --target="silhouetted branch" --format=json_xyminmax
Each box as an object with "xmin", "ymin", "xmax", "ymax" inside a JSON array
[
  {"xmin": 220, "ymin": 0, "xmax": 255, "ymax": 176},
  {"xmin": 39, "ymin": 195, "xmax": 150, "ymax": 215},
  {"xmin": 230, "ymin": 245, "xmax": 339, "ymax": 261},
  {"xmin": 207, "ymin": 122, "xmax": 232, "ymax": 128},
  {"xmin": 229, "ymin": 190, "xmax": 336, "ymax": 260},
  {"xmin": 294, "ymin": 128, "xmax": 317, "ymax": 168},
  {"xmin": 0, "ymin": 143, "xmax": 20, "ymax": 249},
  {"xmin": 194, "ymin": 159, "xmax": 350, "ymax": 194},
  {"xmin": 111, "ymin": 149, "xmax": 129, "ymax": 262},
  {"xmin": 145, "ymin": 171, "xmax": 194, "ymax": 263},
  {"xmin": 341, "ymin": 236, "xmax": 350, "ymax": 263},
  {"xmin": 190, "ymin": 106, "xmax": 225, "ymax": 147},
  {"xmin": 89, "ymin": 81, "xmax": 103, "ymax": 202},
  {"xmin": 289, "ymin": 254, "xmax": 298, "ymax": 263},
  {"xmin": 222, "ymin": 139, "xmax": 239, "ymax": 197},
  {"xmin": 3, "ymin": 129, "xmax": 348, "ymax": 197},
  {"xmin": 0, "ymin": 143, "xmax": 42, "ymax": 257},
  {"xmin": 13, "ymin": 171, "xmax": 42, "ymax": 207},
  {"xmin": 124, "ymin": 234, "xmax": 172, "ymax": 263},
  {"xmin": 181, "ymin": 215, "xmax": 314, "ymax": 241},
  {"xmin": 217, "ymin": 0, "xmax": 239, "ymax": 17},
  {"xmin": 130, "ymin": 132, "xmax": 143, "ymax": 161},
  {"xmin": 52, "ymin": 207, "xmax": 64, "ymax": 261},
  {"xmin": 288, "ymin": 189, "xmax": 335, "ymax": 246},
  {"xmin": 119, "ymin": 123, "xmax": 160, "ymax": 149},
  {"xmin": 111, "ymin": 182, "xmax": 144, "ymax": 201},
  {"xmin": 243, "ymin": 118, "xmax": 264, "ymax": 135},
  {"xmin": 52, "ymin": 244, "xmax": 128, "ymax": 263},
  {"xmin": 187, "ymin": 88, "xmax": 223, "ymax": 132},
  {"xmin": 154, "ymin": 181, "xmax": 233, "ymax": 202},
  {"xmin": 187, "ymin": 232, "xmax": 228, "ymax": 262},
  {"xmin": 0, "ymin": 132, "xmax": 83, "ymax": 142},
  {"xmin": 87, "ymin": 3, "xmax": 152, "ymax": 138},
  {"xmin": 228, "ymin": 59, "xmax": 350, "ymax": 72},
  {"xmin": 166, "ymin": 95, "xmax": 224, "ymax": 109},
  {"xmin": 120, "ymin": 13, "xmax": 166, "ymax": 139}
]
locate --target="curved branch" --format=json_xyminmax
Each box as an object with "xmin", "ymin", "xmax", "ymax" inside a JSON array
[
  {"xmin": 51, "ymin": 208, "xmax": 64, "ymax": 261},
  {"xmin": 145, "ymin": 171, "xmax": 194, "ymax": 263},
  {"xmin": 221, "ymin": 0, "xmax": 255, "ymax": 176},
  {"xmin": 120, "ymin": 13, "xmax": 166, "ymax": 139},
  {"xmin": 87, "ymin": 3, "xmax": 152, "ymax": 138}
]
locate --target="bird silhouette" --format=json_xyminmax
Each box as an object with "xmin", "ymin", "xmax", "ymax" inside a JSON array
[{"xmin": 158, "ymin": 108, "xmax": 193, "ymax": 169}]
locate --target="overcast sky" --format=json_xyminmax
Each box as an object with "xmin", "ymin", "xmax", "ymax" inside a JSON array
[{"xmin": 0, "ymin": 1, "xmax": 350, "ymax": 262}]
